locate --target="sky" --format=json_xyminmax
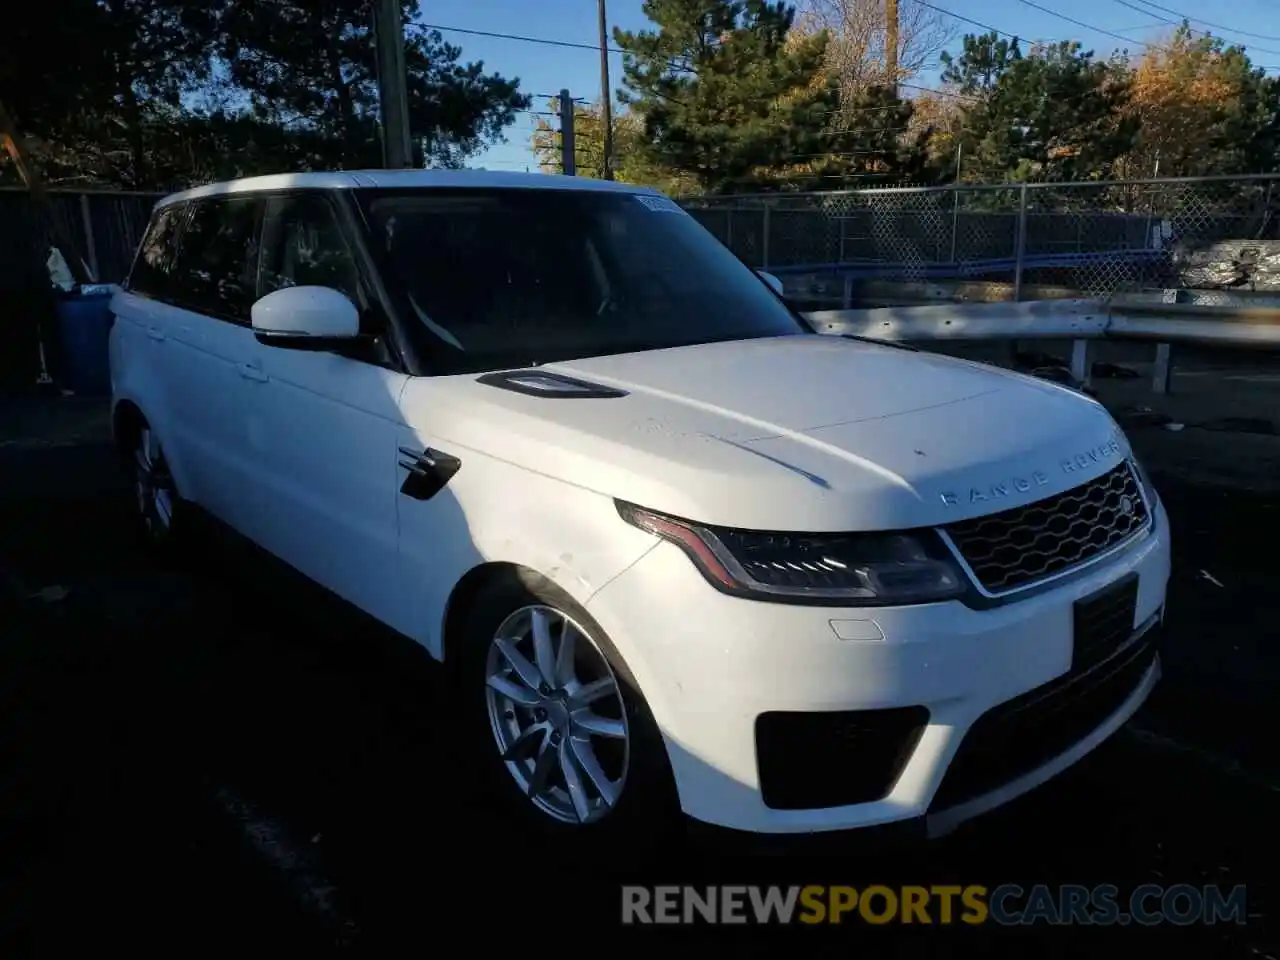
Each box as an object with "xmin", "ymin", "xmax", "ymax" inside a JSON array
[{"xmin": 416, "ymin": 0, "xmax": 1280, "ymax": 171}]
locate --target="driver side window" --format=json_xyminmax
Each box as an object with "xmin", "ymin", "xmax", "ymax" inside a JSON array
[{"xmin": 258, "ymin": 194, "xmax": 363, "ymax": 307}]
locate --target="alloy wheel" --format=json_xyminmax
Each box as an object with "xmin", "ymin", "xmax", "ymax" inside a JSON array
[
  {"xmin": 484, "ymin": 604, "xmax": 630, "ymax": 825},
  {"xmin": 134, "ymin": 427, "xmax": 175, "ymax": 539}
]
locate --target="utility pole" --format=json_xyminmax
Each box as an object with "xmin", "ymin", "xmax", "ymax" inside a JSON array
[
  {"xmin": 373, "ymin": 0, "xmax": 413, "ymax": 168},
  {"xmin": 885, "ymin": 0, "xmax": 900, "ymax": 95},
  {"xmin": 559, "ymin": 89, "xmax": 577, "ymax": 176},
  {"xmin": 598, "ymin": 0, "xmax": 614, "ymax": 179}
]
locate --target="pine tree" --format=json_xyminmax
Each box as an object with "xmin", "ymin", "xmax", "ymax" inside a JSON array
[{"xmin": 614, "ymin": 0, "xmax": 836, "ymax": 192}]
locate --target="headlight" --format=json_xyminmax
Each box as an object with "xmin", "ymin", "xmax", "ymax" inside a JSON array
[
  {"xmin": 1129, "ymin": 455, "xmax": 1160, "ymax": 525},
  {"xmin": 616, "ymin": 501, "xmax": 967, "ymax": 605}
]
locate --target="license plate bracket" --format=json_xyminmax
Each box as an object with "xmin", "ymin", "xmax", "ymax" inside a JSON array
[{"xmin": 1072, "ymin": 573, "xmax": 1139, "ymax": 673}]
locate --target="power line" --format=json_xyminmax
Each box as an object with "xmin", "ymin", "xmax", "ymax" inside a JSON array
[
  {"xmin": 413, "ymin": 22, "xmax": 624, "ymax": 56},
  {"xmin": 917, "ymin": 0, "xmax": 1277, "ymax": 71},
  {"xmin": 416, "ymin": 19, "xmax": 992, "ymax": 105},
  {"xmin": 1014, "ymin": 0, "xmax": 1279, "ymax": 69},
  {"xmin": 1013, "ymin": 0, "xmax": 1157, "ymax": 49},
  {"xmin": 1120, "ymin": 0, "xmax": 1280, "ymax": 43},
  {"xmin": 1110, "ymin": 0, "xmax": 1280, "ymax": 56},
  {"xmin": 922, "ymin": 0, "xmax": 1153, "ymax": 52},
  {"xmin": 912, "ymin": 0, "xmax": 1046, "ymax": 42}
]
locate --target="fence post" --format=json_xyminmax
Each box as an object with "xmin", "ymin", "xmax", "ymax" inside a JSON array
[
  {"xmin": 1070, "ymin": 339, "xmax": 1091, "ymax": 388},
  {"xmin": 949, "ymin": 184, "xmax": 959, "ymax": 264},
  {"xmin": 1012, "ymin": 183, "xmax": 1029, "ymax": 301},
  {"xmin": 1153, "ymin": 343, "xmax": 1173, "ymax": 395},
  {"xmin": 79, "ymin": 194, "xmax": 99, "ymax": 282},
  {"xmin": 1006, "ymin": 183, "xmax": 1030, "ymax": 364},
  {"xmin": 761, "ymin": 202, "xmax": 771, "ymax": 269}
]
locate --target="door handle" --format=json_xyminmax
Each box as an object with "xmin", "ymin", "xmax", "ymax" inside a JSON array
[
  {"xmin": 238, "ymin": 363, "xmax": 268, "ymax": 382},
  {"xmin": 146, "ymin": 326, "xmax": 166, "ymax": 342}
]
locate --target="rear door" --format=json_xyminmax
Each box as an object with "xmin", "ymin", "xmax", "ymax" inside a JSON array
[
  {"xmin": 111, "ymin": 202, "xmax": 188, "ymax": 470},
  {"xmin": 158, "ymin": 195, "xmax": 265, "ymax": 528}
]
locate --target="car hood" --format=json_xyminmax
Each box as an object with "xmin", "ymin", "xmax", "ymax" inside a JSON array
[{"xmin": 407, "ymin": 335, "xmax": 1131, "ymax": 531}]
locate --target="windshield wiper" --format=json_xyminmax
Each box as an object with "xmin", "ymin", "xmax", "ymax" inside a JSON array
[{"xmin": 840, "ymin": 333, "xmax": 920, "ymax": 352}]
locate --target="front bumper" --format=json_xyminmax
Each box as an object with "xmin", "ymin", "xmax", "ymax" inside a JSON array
[{"xmin": 585, "ymin": 498, "xmax": 1171, "ymax": 835}]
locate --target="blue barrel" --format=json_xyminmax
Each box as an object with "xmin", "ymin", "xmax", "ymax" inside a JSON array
[{"xmin": 55, "ymin": 287, "xmax": 115, "ymax": 395}]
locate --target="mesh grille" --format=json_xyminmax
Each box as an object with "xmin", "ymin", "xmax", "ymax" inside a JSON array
[{"xmin": 944, "ymin": 463, "xmax": 1149, "ymax": 594}]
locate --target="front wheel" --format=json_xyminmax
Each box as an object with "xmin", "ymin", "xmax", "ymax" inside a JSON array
[{"xmin": 456, "ymin": 572, "xmax": 680, "ymax": 850}]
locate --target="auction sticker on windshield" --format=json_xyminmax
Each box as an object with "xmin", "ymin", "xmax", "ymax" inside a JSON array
[{"xmin": 635, "ymin": 195, "xmax": 687, "ymax": 214}]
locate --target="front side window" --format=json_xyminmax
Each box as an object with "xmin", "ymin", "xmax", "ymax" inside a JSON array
[
  {"xmin": 259, "ymin": 194, "xmax": 362, "ymax": 306},
  {"xmin": 358, "ymin": 188, "xmax": 807, "ymax": 373}
]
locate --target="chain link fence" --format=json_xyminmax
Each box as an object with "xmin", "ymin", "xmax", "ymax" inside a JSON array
[
  {"xmin": 681, "ymin": 175, "xmax": 1280, "ymax": 308},
  {"xmin": 4, "ymin": 175, "xmax": 1279, "ymax": 303}
]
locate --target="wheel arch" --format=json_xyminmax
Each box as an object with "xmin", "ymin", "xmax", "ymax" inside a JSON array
[
  {"xmin": 439, "ymin": 561, "xmax": 639, "ymax": 690},
  {"xmin": 111, "ymin": 397, "xmax": 147, "ymax": 461},
  {"xmin": 110, "ymin": 397, "xmax": 193, "ymax": 498}
]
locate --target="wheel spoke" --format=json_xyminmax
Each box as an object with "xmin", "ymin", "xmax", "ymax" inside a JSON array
[
  {"xmin": 570, "ymin": 737, "xmax": 619, "ymax": 807},
  {"xmin": 531, "ymin": 608, "xmax": 557, "ymax": 687},
  {"xmin": 573, "ymin": 711, "xmax": 625, "ymax": 739},
  {"xmin": 554, "ymin": 622, "xmax": 578, "ymax": 687},
  {"xmin": 154, "ymin": 488, "xmax": 173, "ymax": 524},
  {"xmin": 487, "ymin": 673, "xmax": 540, "ymax": 706},
  {"xmin": 495, "ymin": 636, "xmax": 542, "ymax": 690},
  {"xmin": 559, "ymin": 738, "xmax": 591, "ymax": 822},
  {"xmin": 527, "ymin": 738, "xmax": 557, "ymax": 798},
  {"xmin": 502, "ymin": 725, "xmax": 545, "ymax": 762},
  {"xmin": 569, "ymin": 677, "xmax": 614, "ymax": 707}
]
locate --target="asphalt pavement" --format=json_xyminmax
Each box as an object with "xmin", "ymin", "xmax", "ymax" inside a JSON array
[{"xmin": 1, "ymin": 397, "xmax": 1277, "ymax": 954}]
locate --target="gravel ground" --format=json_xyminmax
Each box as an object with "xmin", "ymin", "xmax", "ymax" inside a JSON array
[{"xmin": 1, "ymin": 401, "xmax": 1277, "ymax": 954}]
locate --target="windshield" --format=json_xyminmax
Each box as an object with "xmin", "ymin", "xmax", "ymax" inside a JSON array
[{"xmin": 358, "ymin": 188, "xmax": 808, "ymax": 372}]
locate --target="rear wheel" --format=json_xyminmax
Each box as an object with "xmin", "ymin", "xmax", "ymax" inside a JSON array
[
  {"xmin": 456, "ymin": 571, "xmax": 679, "ymax": 851},
  {"xmin": 129, "ymin": 424, "xmax": 181, "ymax": 550}
]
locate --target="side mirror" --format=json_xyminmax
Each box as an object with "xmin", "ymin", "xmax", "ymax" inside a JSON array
[
  {"xmin": 251, "ymin": 285, "xmax": 360, "ymax": 349},
  {"xmin": 758, "ymin": 271, "xmax": 784, "ymax": 296}
]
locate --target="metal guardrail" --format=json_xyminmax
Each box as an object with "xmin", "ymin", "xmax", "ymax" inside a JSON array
[{"xmin": 802, "ymin": 299, "xmax": 1280, "ymax": 394}]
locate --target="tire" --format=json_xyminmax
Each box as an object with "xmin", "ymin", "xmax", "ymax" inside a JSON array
[
  {"xmin": 453, "ymin": 569, "xmax": 681, "ymax": 854},
  {"xmin": 126, "ymin": 421, "xmax": 184, "ymax": 555}
]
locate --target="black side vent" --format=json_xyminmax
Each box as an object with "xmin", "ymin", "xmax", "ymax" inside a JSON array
[
  {"xmin": 476, "ymin": 370, "xmax": 628, "ymax": 399},
  {"xmin": 755, "ymin": 706, "xmax": 929, "ymax": 810}
]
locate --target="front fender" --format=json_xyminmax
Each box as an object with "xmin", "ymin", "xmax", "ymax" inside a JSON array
[{"xmin": 396, "ymin": 447, "xmax": 658, "ymax": 660}]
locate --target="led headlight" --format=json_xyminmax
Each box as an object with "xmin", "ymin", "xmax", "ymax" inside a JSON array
[
  {"xmin": 617, "ymin": 501, "xmax": 966, "ymax": 605},
  {"xmin": 1129, "ymin": 454, "xmax": 1160, "ymax": 528}
]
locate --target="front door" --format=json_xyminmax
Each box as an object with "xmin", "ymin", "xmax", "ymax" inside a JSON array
[{"xmin": 239, "ymin": 192, "xmax": 410, "ymax": 631}]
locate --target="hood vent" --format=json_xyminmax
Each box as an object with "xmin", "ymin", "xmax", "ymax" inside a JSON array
[{"xmin": 476, "ymin": 370, "xmax": 628, "ymax": 399}]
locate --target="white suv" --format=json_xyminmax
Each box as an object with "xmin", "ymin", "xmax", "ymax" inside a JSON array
[{"xmin": 110, "ymin": 171, "xmax": 1170, "ymax": 843}]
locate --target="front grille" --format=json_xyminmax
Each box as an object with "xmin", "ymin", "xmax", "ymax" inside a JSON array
[
  {"xmin": 929, "ymin": 625, "xmax": 1158, "ymax": 811},
  {"xmin": 944, "ymin": 462, "xmax": 1149, "ymax": 594},
  {"xmin": 755, "ymin": 706, "xmax": 929, "ymax": 810}
]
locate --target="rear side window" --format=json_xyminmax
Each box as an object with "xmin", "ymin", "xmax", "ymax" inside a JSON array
[
  {"xmin": 172, "ymin": 197, "xmax": 263, "ymax": 322},
  {"xmin": 128, "ymin": 204, "xmax": 185, "ymax": 300}
]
